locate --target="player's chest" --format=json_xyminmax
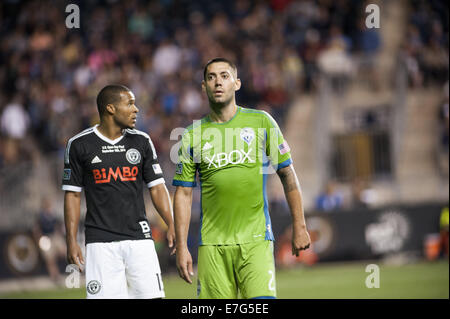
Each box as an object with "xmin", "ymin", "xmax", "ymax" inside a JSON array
[
  {"xmin": 196, "ymin": 127, "xmax": 265, "ymax": 170},
  {"xmin": 82, "ymin": 143, "xmax": 143, "ymax": 182}
]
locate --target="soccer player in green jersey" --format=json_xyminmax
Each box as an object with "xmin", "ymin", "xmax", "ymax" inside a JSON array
[{"xmin": 173, "ymin": 58, "xmax": 311, "ymax": 299}]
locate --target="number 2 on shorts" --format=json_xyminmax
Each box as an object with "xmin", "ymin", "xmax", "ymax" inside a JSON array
[{"xmin": 268, "ymin": 270, "xmax": 275, "ymax": 291}]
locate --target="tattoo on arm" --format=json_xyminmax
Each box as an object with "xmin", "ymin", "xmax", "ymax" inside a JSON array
[{"xmin": 277, "ymin": 165, "xmax": 300, "ymax": 193}]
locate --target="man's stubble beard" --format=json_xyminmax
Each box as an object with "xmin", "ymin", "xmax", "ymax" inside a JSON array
[{"xmin": 208, "ymin": 92, "xmax": 233, "ymax": 110}]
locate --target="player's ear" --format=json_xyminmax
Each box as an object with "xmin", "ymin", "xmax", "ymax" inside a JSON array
[
  {"xmin": 105, "ymin": 103, "xmax": 115, "ymax": 115},
  {"xmin": 234, "ymin": 78, "xmax": 241, "ymax": 91},
  {"xmin": 201, "ymin": 80, "xmax": 206, "ymax": 92}
]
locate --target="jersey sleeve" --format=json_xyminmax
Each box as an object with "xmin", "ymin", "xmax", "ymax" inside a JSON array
[
  {"xmin": 263, "ymin": 111, "xmax": 292, "ymax": 170},
  {"xmin": 142, "ymin": 134, "xmax": 165, "ymax": 188},
  {"xmin": 62, "ymin": 139, "xmax": 84, "ymax": 192},
  {"xmin": 172, "ymin": 130, "xmax": 197, "ymax": 187}
]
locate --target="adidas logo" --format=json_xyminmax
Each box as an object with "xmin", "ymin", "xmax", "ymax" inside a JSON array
[
  {"xmin": 91, "ymin": 156, "xmax": 102, "ymax": 164},
  {"xmin": 202, "ymin": 142, "xmax": 212, "ymax": 151}
]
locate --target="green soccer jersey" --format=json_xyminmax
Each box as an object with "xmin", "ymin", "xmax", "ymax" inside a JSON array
[{"xmin": 173, "ymin": 106, "xmax": 292, "ymax": 245}]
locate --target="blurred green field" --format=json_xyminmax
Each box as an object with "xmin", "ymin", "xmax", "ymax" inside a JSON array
[{"xmin": 0, "ymin": 260, "xmax": 448, "ymax": 299}]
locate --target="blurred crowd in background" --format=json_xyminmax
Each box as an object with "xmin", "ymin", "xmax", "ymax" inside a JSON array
[
  {"xmin": 402, "ymin": 0, "xmax": 448, "ymax": 88},
  {"xmin": 0, "ymin": 0, "xmax": 448, "ymax": 211},
  {"xmin": 0, "ymin": 0, "xmax": 377, "ymax": 169}
]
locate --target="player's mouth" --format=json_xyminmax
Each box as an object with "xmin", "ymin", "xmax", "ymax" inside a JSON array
[{"xmin": 214, "ymin": 90, "xmax": 224, "ymax": 96}]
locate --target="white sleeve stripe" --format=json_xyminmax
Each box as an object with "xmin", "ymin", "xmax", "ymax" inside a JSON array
[
  {"xmin": 62, "ymin": 185, "xmax": 83, "ymax": 192},
  {"xmin": 147, "ymin": 178, "xmax": 165, "ymax": 188},
  {"xmin": 148, "ymin": 136, "xmax": 157, "ymax": 160}
]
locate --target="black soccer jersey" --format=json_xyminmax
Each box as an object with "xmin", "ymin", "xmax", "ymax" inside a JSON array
[{"xmin": 62, "ymin": 125, "xmax": 165, "ymax": 244}]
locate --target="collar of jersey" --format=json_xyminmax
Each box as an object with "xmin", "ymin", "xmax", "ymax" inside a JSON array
[
  {"xmin": 93, "ymin": 124, "xmax": 125, "ymax": 145},
  {"xmin": 206, "ymin": 105, "xmax": 241, "ymax": 125}
]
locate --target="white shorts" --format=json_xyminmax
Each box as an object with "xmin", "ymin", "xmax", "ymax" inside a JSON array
[{"xmin": 85, "ymin": 239, "xmax": 165, "ymax": 299}]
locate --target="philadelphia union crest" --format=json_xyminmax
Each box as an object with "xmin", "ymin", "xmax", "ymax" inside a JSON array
[
  {"xmin": 87, "ymin": 280, "xmax": 101, "ymax": 295},
  {"xmin": 126, "ymin": 148, "xmax": 141, "ymax": 164}
]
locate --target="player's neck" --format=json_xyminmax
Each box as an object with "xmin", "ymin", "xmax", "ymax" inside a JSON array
[
  {"xmin": 209, "ymin": 101, "xmax": 237, "ymax": 123},
  {"xmin": 97, "ymin": 121, "xmax": 124, "ymax": 140}
]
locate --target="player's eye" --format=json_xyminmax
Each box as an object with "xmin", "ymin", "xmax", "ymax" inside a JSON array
[{"xmin": 222, "ymin": 74, "xmax": 229, "ymax": 79}]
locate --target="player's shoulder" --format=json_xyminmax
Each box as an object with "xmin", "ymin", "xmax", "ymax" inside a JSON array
[
  {"xmin": 67, "ymin": 126, "xmax": 96, "ymax": 146},
  {"xmin": 125, "ymin": 128, "xmax": 152, "ymax": 141},
  {"xmin": 125, "ymin": 128, "xmax": 157, "ymax": 154},
  {"xmin": 183, "ymin": 117, "xmax": 209, "ymax": 135},
  {"xmin": 64, "ymin": 126, "xmax": 96, "ymax": 163},
  {"xmin": 239, "ymin": 106, "xmax": 277, "ymax": 124},
  {"xmin": 239, "ymin": 106, "xmax": 269, "ymax": 117}
]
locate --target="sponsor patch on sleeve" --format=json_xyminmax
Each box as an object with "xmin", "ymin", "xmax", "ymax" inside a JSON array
[
  {"xmin": 152, "ymin": 164, "xmax": 162, "ymax": 175},
  {"xmin": 278, "ymin": 141, "xmax": 290, "ymax": 155},
  {"xmin": 63, "ymin": 169, "xmax": 71, "ymax": 180},
  {"xmin": 175, "ymin": 163, "xmax": 183, "ymax": 175}
]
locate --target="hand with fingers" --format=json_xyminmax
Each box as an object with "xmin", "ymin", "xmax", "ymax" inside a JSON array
[
  {"xmin": 67, "ymin": 240, "xmax": 84, "ymax": 272},
  {"xmin": 292, "ymin": 228, "xmax": 311, "ymax": 257},
  {"xmin": 176, "ymin": 247, "xmax": 194, "ymax": 284},
  {"xmin": 167, "ymin": 224, "xmax": 176, "ymax": 256}
]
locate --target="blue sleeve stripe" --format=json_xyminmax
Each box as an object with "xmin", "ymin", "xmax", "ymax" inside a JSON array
[
  {"xmin": 172, "ymin": 180, "xmax": 197, "ymax": 187},
  {"xmin": 275, "ymin": 158, "xmax": 292, "ymax": 170}
]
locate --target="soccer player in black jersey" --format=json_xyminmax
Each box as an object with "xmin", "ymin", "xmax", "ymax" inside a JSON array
[{"xmin": 62, "ymin": 85, "xmax": 175, "ymax": 299}]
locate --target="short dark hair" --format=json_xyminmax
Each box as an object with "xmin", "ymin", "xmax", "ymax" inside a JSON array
[
  {"xmin": 96, "ymin": 84, "xmax": 130, "ymax": 116},
  {"xmin": 203, "ymin": 57, "xmax": 237, "ymax": 80}
]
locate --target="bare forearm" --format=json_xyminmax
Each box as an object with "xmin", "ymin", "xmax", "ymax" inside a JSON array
[
  {"xmin": 174, "ymin": 187, "xmax": 193, "ymax": 249},
  {"xmin": 277, "ymin": 165, "xmax": 311, "ymax": 253},
  {"xmin": 277, "ymin": 165, "xmax": 307, "ymax": 228},
  {"xmin": 64, "ymin": 191, "xmax": 81, "ymax": 244},
  {"xmin": 285, "ymin": 190, "xmax": 307, "ymax": 230},
  {"xmin": 150, "ymin": 184, "xmax": 174, "ymax": 227}
]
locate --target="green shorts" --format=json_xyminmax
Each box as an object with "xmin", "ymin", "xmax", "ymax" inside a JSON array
[{"xmin": 197, "ymin": 240, "xmax": 276, "ymax": 299}]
